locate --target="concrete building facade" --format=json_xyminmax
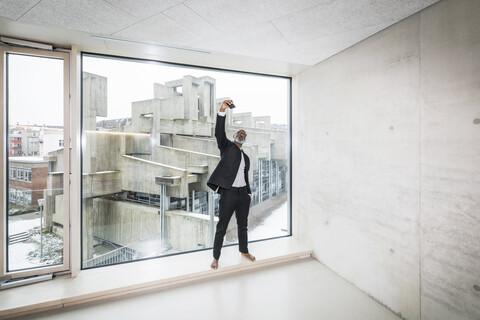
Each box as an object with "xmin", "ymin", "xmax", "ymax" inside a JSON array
[{"xmin": 77, "ymin": 72, "xmax": 288, "ymax": 266}]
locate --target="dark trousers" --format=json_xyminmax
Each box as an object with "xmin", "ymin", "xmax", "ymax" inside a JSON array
[{"xmin": 213, "ymin": 186, "xmax": 251, "ymax": 260}]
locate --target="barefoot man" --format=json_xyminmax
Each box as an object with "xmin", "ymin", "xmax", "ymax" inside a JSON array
[{"xmin": 207, "ymin": 99, "xmax": 256, "ymax": 270}]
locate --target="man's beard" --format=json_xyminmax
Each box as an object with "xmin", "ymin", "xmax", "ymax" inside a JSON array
[{"xmin": 234, "ymin": 136, "xmax": 245, "ymax": 144}]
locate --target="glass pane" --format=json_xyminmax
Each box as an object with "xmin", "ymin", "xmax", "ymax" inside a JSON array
[
  {"xmin": 82, "ymin": 55, "xmax": 290, "ymax": 268},
  {"xmin": 7, "ymin": 54, "xmax": 65, "ymax": 271}
]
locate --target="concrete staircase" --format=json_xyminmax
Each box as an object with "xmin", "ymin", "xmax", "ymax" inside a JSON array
[{"xmin": 7, "ymin": 232, "xmax": 29, "ymax": 245}]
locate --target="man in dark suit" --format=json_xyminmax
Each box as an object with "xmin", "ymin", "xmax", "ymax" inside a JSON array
[{"xmin": 207, "ymin": 99, "xmax": 256, "ymax": 270}]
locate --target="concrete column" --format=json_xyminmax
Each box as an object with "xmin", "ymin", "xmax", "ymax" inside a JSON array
[
  {"xmin": 208, "ymin": 191, "xmax": 215, "ymax": 247},
  {"xmin": 43, "ymin": 192, "xmax": 55, "ymax": 232},
  {"xmin": 82, "ymin": 198, "xmax": 94, "ymax": 262},
  {"xmin": 192, "ymin": 190, "xmax": 196, "ymax": 213},
  {"xmin": 159, "ymin": 185, "xmax": 166, "ymax": 248},
  {"xmin": 276, "ymin": 163, "xmax": 280, "ymax": 195},
  {"xmin": 182, "ymin": 76, "xmax": 199, "ymax": 121},
  {"xmin": 258, "ymin": 161, "xmax": 262, "ymax": 202},
  {"xmin": 269, "ymin": 160, "xmax": 273, "ymax": 199}
]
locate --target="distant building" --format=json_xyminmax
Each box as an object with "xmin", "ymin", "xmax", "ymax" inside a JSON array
[
  {"xmin": 9, "ymin": 125, "xmax": 64, "ymax": 157},
  {"xmin": 39, "ymin": 128, "xmax": 64, "ymax": 156},
  {"xmin": 8, "ymin": 157, "xmax": 48, "ymax": 206},
  {"xmin": 8, "ymin": 131, "xmax": 22, "ymax": 156}
]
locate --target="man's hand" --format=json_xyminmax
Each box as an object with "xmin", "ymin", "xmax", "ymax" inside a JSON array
[{"xmin": 220, "ymin": 99, "xmax": 233, "ymax": 112}]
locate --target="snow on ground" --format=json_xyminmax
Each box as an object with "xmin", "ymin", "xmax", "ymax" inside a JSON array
[
  {"xmin": 8, "ymin": 211, "xmax": 42, "ymax": 234},
  {"xmin": 224, "ymin": 201, "xmax": 289, "ymax": 246},
  {"xmin": 8, "ymin": 242, "xmax": 42, "ymax": 270},
  {"xmin": 249, "ymin": 202, "xmax": 289, "ymax": 241},
  {"xmin": 7, "ymin": 212, "xmax": 61, "ymax": 270}
]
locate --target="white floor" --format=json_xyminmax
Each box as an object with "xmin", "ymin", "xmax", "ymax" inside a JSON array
[{"xmin": 15, "ymin": 259, "xmax": 401, "ymax": 320}]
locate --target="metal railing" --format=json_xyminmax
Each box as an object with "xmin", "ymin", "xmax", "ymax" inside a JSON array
[{"xmin": 83, "ymin": 232, "xmax": 168, "ymax": 268}]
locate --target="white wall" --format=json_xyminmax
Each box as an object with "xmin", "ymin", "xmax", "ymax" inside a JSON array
[
  {"xmin": 40, "ymin": 131, "xmax": 64, "ymax": 156},
  {"xmin": 294, "ymin": 0, "xmax": 480, "ymax": 319},
  {"xmin": 419, "ymin": 0, "xmax": 480, "ymax": 318}
]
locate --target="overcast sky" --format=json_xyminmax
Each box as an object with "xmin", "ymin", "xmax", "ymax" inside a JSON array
[
  {"xmin": 8, "ymin": 53, "xmax": 290, "ymax": 127},
  {"xmin": 8, "ymin": 54, "xmax": 64, "ymax": 127}
]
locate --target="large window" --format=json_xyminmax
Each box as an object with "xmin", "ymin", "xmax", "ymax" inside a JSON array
[
  {"xmin": 81, "ymin": 54, "xmax": 291, "ymax": 268},
  {"xmin": 16, "ymin": 167, "xmax": 24, "ymax": 181},
  {"xmin": 2, "ymin": 48, "xmax": 70, "ymax": 277},
  {"xmin": 9, "ymin": 166, "xmax": 16, "ymax": 180},
  {"xmin": 24, "ymin": 168, "xmax": 32, "ymax": 183}
]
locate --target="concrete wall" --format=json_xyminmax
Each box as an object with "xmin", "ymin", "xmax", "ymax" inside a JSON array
[
  {"xmin": 166, "ymin": 210, "xmax": 215, "ymax": 252},
  {"xmin": 82, "ymin": 198, "xmax": 94, "ymax": 260},
  {"xmin": 197, "ymin": 76, "xmax": 216, "ymax": 122},
  {"xmin": 39, "ymin": 130, "xmax": 63, "ymax": 157},
  {"xmin": 419, "ymin": 1, "xmax": 480, "ymax": 319},
  {"xmin": 53, "ymin": 194, "xmax": 64, "ymax": 236},
  {"xmin": 151, "ymin": 145, "xmax": 220, "ymax": 192},
  {"xmin": 93, "ymin": 199, "xmax": 161, "ymax": 246},
  {"xmin": 294, "ymin": 0, "xmax": 480, "ymax": 319},
  {"xmin": 92, "ymin": 200, "xmax": 216, "ymax": 252},
  {"xmin": 82, "ymin": 171, "xmax": 122, "ymax": 198},
  {"xmin": 172, "ymin": 134, "xmax": 259, "ymax": 171},
  {"xmin": 252, "ymin": 116, "xmax": 271, "ymax": 129},
  {"xmin": 83, "ymin": 131, "xmax": 122, "ymax": 173},
  {"xmin": 120, "ymin": 155, "xmax": 190, "ymax": 198},
  {"xmin": 226, "ymin": 127, "xmax": 271, "ymax": 159},
  {"xmin": 82, "ymin": 72, "xmax": 107, "ymax": 131},
  {"xmin": 232, "ymin": 112, "xmax": 253, "ymax": 127},
  {"xmin": 153, "ymin": 82, "xmax": 177, "ymax": 100},
  {"xmin": 230, "ymin": 125, "xmax": 288, "ymax": 164},
  {"xmin": 45, "ymin": 172, "xmax": 63, "ymax": 230}
]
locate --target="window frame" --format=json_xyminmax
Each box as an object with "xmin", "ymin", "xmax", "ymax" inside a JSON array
[
  {"xmin": 16, "ymin": 167, "xmax": 23, "ymax": 181},
  {"xmin": 24, "ymin": 168, "xmax": 32, "ymax": 183},
  {"xmin": 1, "ymin": 45, "xmax": 71, "ymax": 279},
  {"xmin": 9, "ymin": 166, "xmax": 16, "ymax": 180},
  {"xmin": 80, "ymin": 52, "xmax": 293, "ymax": 269},
  {"xmin": 24, "ymin": 191, "xmax": 32, "ymax": 206}
]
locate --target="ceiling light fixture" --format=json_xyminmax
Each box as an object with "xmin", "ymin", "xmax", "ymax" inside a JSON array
[
  {"xmin": 91, "ymin": 35, "xmax": 210, "ymax": 54},
  {"xmin": 0, "ymin": 36, "xmax": 53, "ymax": 50}
]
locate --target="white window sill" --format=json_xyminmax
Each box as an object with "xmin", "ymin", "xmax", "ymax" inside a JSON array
[{"xmin": 0, "ymin": 237, "xmax": 311, "ymax": 319}]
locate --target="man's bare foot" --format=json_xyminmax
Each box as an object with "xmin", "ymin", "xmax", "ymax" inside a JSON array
[
  {"xmin": 210, "ymin": 259, "xmax": 219, "ymax": 270},
  {"xmin": 241, "ymin": 253, "xmax": 256, "ymax": 262}
]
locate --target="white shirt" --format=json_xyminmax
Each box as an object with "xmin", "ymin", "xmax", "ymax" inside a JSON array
[
  {"xmin": 218, "ymin": 111, "xmax": 247, "ymax": 188},
  {"xmin": 231, "ymin": 150, "xmax": 247, "ymax": 187}
]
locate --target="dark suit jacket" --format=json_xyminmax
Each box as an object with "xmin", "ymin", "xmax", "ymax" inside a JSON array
[{"xmin": 207, "ymin": 114, "xmax": 251, "ymax": 194}]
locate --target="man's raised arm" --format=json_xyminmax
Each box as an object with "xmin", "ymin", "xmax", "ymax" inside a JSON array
[{"xmin": 215, "ymin": 99, "xmax": 233, "ymax": 151}]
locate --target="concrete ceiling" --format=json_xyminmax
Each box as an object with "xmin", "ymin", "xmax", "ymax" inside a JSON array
[{"xmin": 0, "ymin": 0, "xmax": 439, "ymax": 71}]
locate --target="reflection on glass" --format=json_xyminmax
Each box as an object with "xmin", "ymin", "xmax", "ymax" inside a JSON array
[
  {"xmin": 7, "ymin": 54, "xmax": 64, "ymax": 271},
  {"xmin": 82, "ymin": 55, "xmax": 290, "ymax": 268}
]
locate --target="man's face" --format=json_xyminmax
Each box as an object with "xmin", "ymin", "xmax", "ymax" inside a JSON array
[{"xmin": 234, "ymin": 130, "xmax": 247, "ymax": 144}]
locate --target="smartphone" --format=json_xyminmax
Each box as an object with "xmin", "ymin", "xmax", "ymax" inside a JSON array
[{"xmin": 229, "ymin": 103, "xmax": 236, "ymax": 109}]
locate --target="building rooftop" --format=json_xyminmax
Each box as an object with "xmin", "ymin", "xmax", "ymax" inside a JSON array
[{"xmin": 8, "ymin": 156, "xmax": 49, "ymax": 164}]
